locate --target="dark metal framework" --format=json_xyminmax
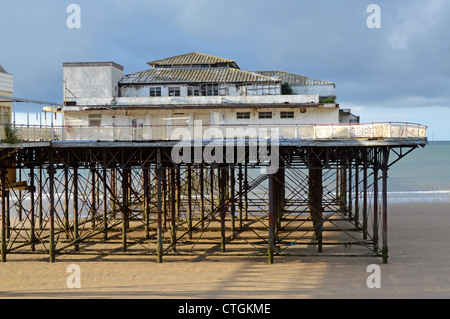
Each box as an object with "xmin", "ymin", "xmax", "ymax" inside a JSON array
[{"xmin": 0, "ymin": 140, "xmax": 425, "ymax": 263}]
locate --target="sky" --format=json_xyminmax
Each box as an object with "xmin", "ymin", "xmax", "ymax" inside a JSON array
[{"xmin": 0, "ymin": 0, "xmax": 449, "ymax": 140}]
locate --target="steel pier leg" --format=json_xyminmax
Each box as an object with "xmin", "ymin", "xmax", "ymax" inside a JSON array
[{"xmin": 156, "ymin": 150, "xmax": 163, "ymax": 263}]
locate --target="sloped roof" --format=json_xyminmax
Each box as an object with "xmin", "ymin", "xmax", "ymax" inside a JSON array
[
  {"xmin": 253, "ymin": 71, "xmax": 334, "ymax": 87},
  {"xmin": 0, "ymin": 65, "xmax": 7, "ymax": 74},
  {"xmin": 120, "ymin": 68, "xmax": 280, "ymax": 85},
  {"xmin": 147, "ymin": 52, "xmax": 239, "ymax": 68}
]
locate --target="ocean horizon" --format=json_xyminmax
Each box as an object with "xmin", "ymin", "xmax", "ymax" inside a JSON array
[{"xmin": 387, "ymin": 141, "xmax": 450, "ymax": 203}]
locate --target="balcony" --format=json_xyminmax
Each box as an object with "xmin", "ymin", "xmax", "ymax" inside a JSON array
[{"xmin": 0, "ymin": 122, "xmax": 427, "ymax": 145}]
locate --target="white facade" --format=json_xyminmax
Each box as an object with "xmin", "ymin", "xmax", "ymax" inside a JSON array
[
  {"xmin": 63, "ymin": 62, "xmax": 123, "ymax": 100},
  {"xmin": 0, "ymin": 71, "xmax": 14, "ymax": 93},
  {"xmin": 0, "ymin": 65, "xmax": 13, "ymax": 124},
  {"xmin": 61, "ymin": 53, "xmax": 348, "ymax": 140},
  {"xmin": 63, "ymin": 105, "xmax": 339, "ymax": 140}
]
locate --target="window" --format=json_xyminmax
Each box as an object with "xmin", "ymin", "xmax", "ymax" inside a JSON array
[
  {"xmin": 280, "ymin": 111, "xmax": 294, "ymax": 119},
  {"xmin": 258, "ymin": 112, "xmax": 272, "ymax": 119},
  {"xmin": 187, "ymin": 86, "xmax": 200, "ymax": 96},
  {"xmin": 201, "ymin": 84, "xmax": 218, "ymax": 96},
  {"xmin": 88, "ymin": 114, "xmax": 101, "ymax": 126},
  {"xmin": 150, "ymin": 87, "xmax": 162, "ymax": 97},
  {"xmin": 237, "ymin": 112, "xmax": 250, "ymax": 119},
  {"xmin": 169, "ymin": 87, "xmax": 181, "ymax": 96}
]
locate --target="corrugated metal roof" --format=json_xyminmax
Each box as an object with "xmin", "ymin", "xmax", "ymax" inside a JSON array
[
  {"xmin": 253, "ymin": 71, "xmax": 334, "ymax": 86},
  {"xmin": 120, "ymin": 68, "xmax": 281, "ymax": 85},
  {"xmin": 147, "ymin": 52, "xmax": 237, "ymax": 67}
]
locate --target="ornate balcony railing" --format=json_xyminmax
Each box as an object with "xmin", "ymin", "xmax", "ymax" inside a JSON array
[{"xmin": 0, "ymin": 122, "xmax": 427, "ymax": 144}]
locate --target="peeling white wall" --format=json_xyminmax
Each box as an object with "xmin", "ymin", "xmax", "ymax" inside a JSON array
[{"xmin": 63, "ymin": 63, "xmax": 123, "ymax": 100}]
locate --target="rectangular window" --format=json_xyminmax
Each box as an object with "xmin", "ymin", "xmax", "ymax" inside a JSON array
[
  {"xmin": 280, "ymin": 111, "xmax": 294, "ymax": 119},
  {"xmin": 88, "ymin": 114, "xmax": 102, "ymax": 126},
  {"xmin": 150, "ymin": 87, "xmax": 162, "ymax": 97},
  {"xmin": 169, "ymin": 87, "xmax": 181, "ymax": 96},
  {"xmin": 187, "ymin": 86, "xmax": 200, "ymax": 96},
  {"xmin": 258, "ymin": 112, "xmax": 272, "ymax": 119},
  {"xmin": 201, "ymin": 84, "xmax": 218, "ymax": 96},
  {"xmin": 236, "ymin": 112, "xmax": 250, "ymax": 119}
]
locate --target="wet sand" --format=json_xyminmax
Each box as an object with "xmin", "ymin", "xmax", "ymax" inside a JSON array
[{"xmin": 0, "ymin": 201, "xmax": 449, "ymax": 299}]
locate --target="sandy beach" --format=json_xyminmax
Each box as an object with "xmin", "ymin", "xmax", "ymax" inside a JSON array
[{"xmin": 0, "ymin": 201, "xmax": 449, "ymax": 299}]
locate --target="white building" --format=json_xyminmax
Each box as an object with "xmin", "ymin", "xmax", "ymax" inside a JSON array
[
  {"xmin": 62, "ymin": 52, "xmax": 352, "ymax": 140},
  {"xmin": 0, "ymin": 65, "xmax": 14, "ymax": 124},
  {"xmin": 253, "ymin": 70, "xmax": 336, "ymax": 101}
]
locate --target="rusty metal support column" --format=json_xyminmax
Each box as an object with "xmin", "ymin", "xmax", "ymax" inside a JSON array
[
  {"xmin": 1, "ymin": 168, "xmax": 7, "ymax": 262},
  {"xmin": 73, "ymin": 166, "xmax": 79, "ymax": 251},
  {"xmin": 162, "ymin": 167, "xmax": 168, "ymax": 229},
  {"xmin": 238, "ymin": 164, "xmax": 243, "ymax": 230},
  {"xmin": 187, "ymin": 164, "xmax": 193, "ymax": 239},
  {"xmin": 276, "ymin": 164, "xmax": 285, "ymax": 232},
  {"xmin": 102, "ymin": 166, "xmax": 108, "ymax": 240},
  {"xmin": 373, "ymin": 160, "xmax": 379, "ymax": 253},
  {"xmin": 48, "ymin": 163, "xmax": 56, "ymax": 262},
  {"xmin": 363, "ymin": 152, "xmax": 368, "ymax": 240},
  {"xmin": 335, "ymin": 168, "xmax": 340, "ymax": 203},
  {"xmin": 348, "ymin": 160, "xmax": 353, "ymax": 218},
  {"xmin": 170, "ymin": 166, "xmax": 177, "ymax": 251},
  {"xmin": 18, "ymin": 168, "xmax": 22, "ymax": 221},
  {"xmin": 126, "ymin": 169, "xmax": 132, "ymax": 229},
  {"xmin": 176, "ymin": 167, "xmax": 181, "ymax": 219},
  {"xmin": 110, "ymin": 169, "xmax": 117, "ymax": 219},
  {"xmin": 122, "ymin": 167, "xmax": 129, "ymax": 252},
  {"xmin": 309, "ymin": 165, "xmax": 323, "ymax": 253},
  {"xmin": 210, "ymin": 166, "xmax": 214, "ymax": 217},
  {"xmin": 199, "ymin": 166, "xmax": 205, "ymax": 229},
  {"xmin": 268, "ymin": 172, "xmax": 276, "ymax": 264},
  {"xmin": 244, "ymin": 163, "xmax": 248, "ymax": 221},
  {"xmin": 354, "ymin": 161, "xmax": 360, "ymax": 228},
  {"xmin": 230, "ymin": 165, "xmax": 236, "ymax": 239},
  {"xmin": 219, "ymin": 166, "xmax": 227, "ymax": 252},
  {"xmin": 5, "ymin": 189, "xmax": 9, "ymax": 239},
  {"xmin": 29, "ymin": 166, "xmax": 36, "ymax": 251},
  {"xmin": 156, "ymin": 149, "xmax": 163, "ymax": 263},
  {"xmin": 340, "ymin": 164, "xmax": 347, "ymax": 213},
  {"xmin": 64, "ymin": 167, "xmax": 70, "ymax": 239},
  {"xmin": 38, "ymin": 167, "xmax": 43, "ymax": 229},
  {"xmin": 90, "ymin": 164, "xmax": 96, "ymax": 229},
  {"xmin": 382, "ymin": 147, "xmax": 389, "ymax": 263},
  {"xmin": 143, "ymin": 164, "xmax": 150, "ymax": 239}
]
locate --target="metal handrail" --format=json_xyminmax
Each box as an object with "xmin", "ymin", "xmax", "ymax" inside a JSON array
[{"xmin": 0, "ymin": 122, "xmax": 428, "ymax": 143}]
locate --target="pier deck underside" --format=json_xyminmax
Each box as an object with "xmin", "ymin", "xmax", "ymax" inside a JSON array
[{"xmin": 0, "ymin": 139, "xmax": 426, "ymax": 263}]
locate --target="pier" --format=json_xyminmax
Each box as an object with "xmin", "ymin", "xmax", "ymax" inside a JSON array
[{"xmin": 0, "ymin": 98, "xmax": 427, "ymax": 264}]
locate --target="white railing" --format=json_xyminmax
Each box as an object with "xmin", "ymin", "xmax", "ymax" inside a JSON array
[{"xmin": 0, "ymin": 122, "xmax": 427, "ymax": 143}]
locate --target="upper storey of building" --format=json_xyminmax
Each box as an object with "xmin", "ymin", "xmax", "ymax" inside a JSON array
[
  {"xmin": 62, "ymin": 52, "xmax": 338, "ymax": 109},
  {"xmin": 0, "ymin": 65, "xmax": 14, "ymax": 94}
]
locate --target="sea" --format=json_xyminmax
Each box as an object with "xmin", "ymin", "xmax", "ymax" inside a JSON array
[
  {"xmin": 7, "ymin": 141, "xmax": 450, "ymax": 209},
  {"xmin": 387, "ymin": 141, "xmax": 450, "ymax": 203}
]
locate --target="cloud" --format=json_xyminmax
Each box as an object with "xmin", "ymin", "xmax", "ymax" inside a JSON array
[
  {"xmin": 387, "ymin": 0, "xmax": 445, "ymax": 52},
  {"xmin": 1, "ymin": 0, "xmax": 449, "ymax": 138}
]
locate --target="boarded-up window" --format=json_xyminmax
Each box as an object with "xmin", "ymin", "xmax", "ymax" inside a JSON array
[{"xmin": 88, "ymin": 114, "xmax": 101, "ymax": 126}]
